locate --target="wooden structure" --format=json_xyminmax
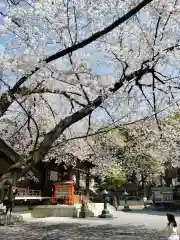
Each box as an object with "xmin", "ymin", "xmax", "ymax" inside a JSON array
[
  {"xmin": 0, "ymin": 139, "xmax": 95, "ymax": 204},
  {"xmin": 52, "ymin": 182, "xmax": 74, "ymax": 204},
  {"xmin": 152, "ymin": 186, "xmax": 173, "ymax": 204},
  {"xmin": 0, "ymin": 138, "xmax": 22, "ymax": 178},
  {"xmin": 36, "ymin": 158, "xmax": 94, "ymax": 204},
  {"xmin": 151, "ymin": 165, "xmax": 180, "ymax": 207}
]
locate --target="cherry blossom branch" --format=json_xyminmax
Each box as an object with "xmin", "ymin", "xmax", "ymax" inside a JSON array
[
  {"xmin": 12, "ymin": 96, "xmax": 40, "ymax": 154},
  {"xmin": 0, "ymin": 0, "xmax": 153, "ymax": 117},
  {"xmin": 16, "ymin": 86, "xmax": 82, "ymax": 97},
  {"xmin": 153, "ymin": 12, "xmax": 162, "ymax": 58},
  {"xmin": 66, "ymin": 51, "xmax": 91, "ymax": 104},
  {"xmin": 100, "ymin": 105, "xmax": 116, "ymax": 125},
  {"xmin": 59, "ymin": 97, "xmax": 180, "ymax": 146},
  {"xmin": 62, "ymin": 91, "xmax": 86, "ymax": 108},
  {"xmin": 0, "ymin": 11, "xmax": 21, "ymax": 27},
  {"xmin": 159, "ymin": 0, "xmax": 178, "ymax": 41},
  {"xmin": 86, "ymin": 113, "xmax": 92, "ymax": 135},
  {"xmin": 40, "ymin": 95, "xmax": 57, "ymax": 120},
  {"xmin": 46, "ymin": 0, "xmax": 153, "ymax": 63},
  {"xmin": 0, "ymin": 64, "xmax": 154, "ymax": 183},
  {"xmin": 7, "ymin": 119, "xmax": 28, "ymax": 141},
  {"xmin": 0, "ymin": 86, "xmax": 83, "ymax": 117}
]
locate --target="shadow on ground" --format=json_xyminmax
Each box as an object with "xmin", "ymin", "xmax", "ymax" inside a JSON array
[
  {"xmin": 121, "ymin": 209, "xmax": 180, "ymax": 216},
  {"xmin": 0, "ymin": 221, "xmax": 166, "ymax": 240}
]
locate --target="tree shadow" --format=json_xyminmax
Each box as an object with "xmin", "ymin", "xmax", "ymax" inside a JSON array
[
  {"xmin": 122, "ymin": 209, "xmax": 180, "ymax": 216},
  {"xmin": 0, "ymin": 221, "xmax": 166, "ymax": 240}
]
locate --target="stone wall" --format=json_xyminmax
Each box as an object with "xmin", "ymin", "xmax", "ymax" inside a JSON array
[{"xmin": 32, "ymin": 205, "xmax": 77, "ymax": 218}]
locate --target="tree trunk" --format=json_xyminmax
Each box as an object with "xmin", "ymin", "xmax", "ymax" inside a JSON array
[
  {"xmin": 141, "ymin": 174, "xmax": 147, "ymax": 197},
  {"xmin": 0, "ymin": 66, "xmax": 152, "ymax": 186},
  {"xmin": 85, "ymin": 170, "xmax": 90, "ymax": 199}
]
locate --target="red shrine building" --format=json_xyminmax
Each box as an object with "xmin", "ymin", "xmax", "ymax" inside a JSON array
[{"xmin": 0, "ymin": 139, "xmax": 96, "ymax": 204}]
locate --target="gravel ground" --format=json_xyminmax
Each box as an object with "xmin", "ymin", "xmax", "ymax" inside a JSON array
[{"xmin": 0, "ymin": 211, "xmax": 176, "ymax": 240}]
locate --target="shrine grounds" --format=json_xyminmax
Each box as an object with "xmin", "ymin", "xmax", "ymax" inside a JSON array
[{"xmin": 0, "ymin": 210, "xmax": 178, "ymax": 240}]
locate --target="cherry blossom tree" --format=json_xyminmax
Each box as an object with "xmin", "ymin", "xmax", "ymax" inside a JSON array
[
  {"xmin": 92, "ymin": 118, "xmax": 180, "ymax": 192},
  {"xmin": 1, "ymin": 0, "xmax": 180, "ymax": 186}
]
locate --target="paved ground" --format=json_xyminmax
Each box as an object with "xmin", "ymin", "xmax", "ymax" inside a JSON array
[{"xmin": 0, "ymin": 210, "xmax": 177, "ymax": 240}]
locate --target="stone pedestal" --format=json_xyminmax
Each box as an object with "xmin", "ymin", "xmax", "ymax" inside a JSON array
[
  {"xmin": 99, "ymin": 190, "xmax": 113, "ymax": 218},
  {"xmin": 99, "ymin": 209, "xmax": 113, "ymax": 218},
  {"xmin": 79, "ymin": 198, "xmax": 89, "ymax": 218},
  {"xmin": 122, "ymin": 205, "xmax": 131, "ymax": 211},
  {"xmin": 79, "ymin": 203, "xmax": 89, "ymax": 218}
]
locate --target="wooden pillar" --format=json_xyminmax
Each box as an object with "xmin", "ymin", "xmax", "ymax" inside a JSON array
[
  {"xmin": 85, "ymin": 169, "xmax": 90, "ymax": 198},
  {"xmin": 59, "ymin": 163, "xmax": 65, "ymax": 182},
  {"xmin": 41, "ymin": 164, "xmax": 47, "ymax": 196},
  {"xmin": 66, "ymin": 166, "xmax": 73, "ymax": 181},
  {"xmin": 77, "ymin": 171, "xmax": 80, "ymax": 193}
]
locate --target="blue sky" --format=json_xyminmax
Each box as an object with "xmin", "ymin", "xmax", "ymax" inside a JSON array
[
  {"xmin": 0, "ymin": 35, "xmax": 10, "ymax": 56},
  {"xmin": 0, "ymin": 35, "xmax": 11, "ymax": 44}
]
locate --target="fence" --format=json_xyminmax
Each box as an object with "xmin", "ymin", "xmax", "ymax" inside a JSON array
[{"xmin": 17, "ymin": 189, "xmax": 42, "ymax": 197}]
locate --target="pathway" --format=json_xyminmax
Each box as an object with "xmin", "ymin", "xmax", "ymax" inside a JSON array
[{"xmin": 0, "ymin": 210, "xmax": 175, "ymax": 239}]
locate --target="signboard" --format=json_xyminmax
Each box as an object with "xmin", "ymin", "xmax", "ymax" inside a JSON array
[
  {"xmin": 162, "ymin": 193, "xmax": 173, "ymax": 201},
  {"xmin": 52, "ymin": 182, "xmax": 74, "ymax": 204},
  {"xmin": 152, "ymin": 187, "xmax": 173, "ymax": 202},
  {"xmin": 55, "ymin": 184, "xmax": 69, "ymax": 198},
  {"xmin": 50, "ymin": 171, "xmax": 58, "ymax": 181},
  {"xmin": 79, "ymin": 174, "xmax": 86, "ymax": 188}
]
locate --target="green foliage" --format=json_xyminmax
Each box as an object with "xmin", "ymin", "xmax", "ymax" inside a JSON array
[
  {"xmin": 97, "ymin": 163, "xmax": 125, "ymax": 191},
  {"xmin": 169, "ymin": 112, "xmax": 180, "ymax": 121},
  {"xmin": 105, "ymin": 175, "xmax": 125, "ymax": 191}
]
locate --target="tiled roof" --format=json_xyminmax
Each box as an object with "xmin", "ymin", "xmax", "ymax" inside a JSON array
[{"xmin": 0, "ymin": 138, "xmax": 23, "ymax": 163}]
